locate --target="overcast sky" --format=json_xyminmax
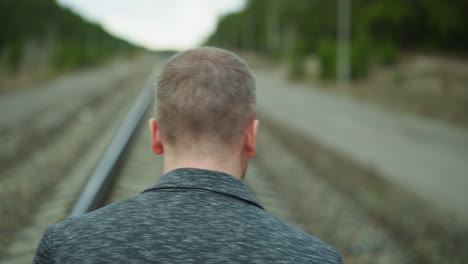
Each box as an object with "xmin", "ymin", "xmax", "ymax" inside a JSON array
[{"xmin": 57, "ymin": 0, "xmax": 246, "ymax": 50}]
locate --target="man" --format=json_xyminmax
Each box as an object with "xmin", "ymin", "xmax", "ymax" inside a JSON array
[{"xmin": 34, "ymin": 47, "xmax": 341, "ymax": 263}]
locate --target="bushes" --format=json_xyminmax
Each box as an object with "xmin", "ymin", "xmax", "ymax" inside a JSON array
[
  {"xmin": 350, "ymin": 36, "xmax": 371, "ymax": 79},
  {"xmin": 287, "ymin": 38, "xmax": 308, "ymax": 80},
  {"xmin": 53, "ymin": 40, "xmax": 81, "ymax": 70},
  {"xmin": 317, "ymin": 40, "xmax": 337, "ymax": 79},
  {"xmin": 317, "ymin": 36, "xmax": 371, "ymax": 80},
  {"xmin": 376, "ymin": 40, "xmax": 398, "ymax": 65},
  {"xmin": 5, "ymin": 42, "xmax": 23, "ymax": 71}
]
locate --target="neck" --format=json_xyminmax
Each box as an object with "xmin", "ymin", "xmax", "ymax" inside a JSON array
[{"xmin": 162, "ymin": 149, "xmax": 246, "ymax": 180}]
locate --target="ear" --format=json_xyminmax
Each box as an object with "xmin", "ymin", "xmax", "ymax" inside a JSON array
[
  {"xmin": 244, "ymin": 119, "xmax": 259, "ymax": 158},
  {"xmin": 149, "ymin": 118, "xmax": 164, "ymax": 155}
]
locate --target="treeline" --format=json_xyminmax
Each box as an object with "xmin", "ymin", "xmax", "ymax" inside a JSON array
[
  {"xmin": 0, "ymin": 0, "xmax": 136, "ymax": 73},
  {"xmin": 206, "ymin": 0, "xmax": 468, "ymax": 79}
]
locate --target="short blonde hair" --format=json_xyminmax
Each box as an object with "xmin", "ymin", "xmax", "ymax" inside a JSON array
[{"xmin": 156, "ymin": 47, "xmax": 256, "ymax": 146}]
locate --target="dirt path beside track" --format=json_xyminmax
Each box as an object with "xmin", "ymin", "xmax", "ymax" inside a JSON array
[{"xmin": 255, "ymin": 68, "xmax": 468, "ymax": 221}]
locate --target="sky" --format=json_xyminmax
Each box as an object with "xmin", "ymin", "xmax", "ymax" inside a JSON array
[{"xmin": 57, "ymin": 0, "xmax": 246, "ymax": 50}]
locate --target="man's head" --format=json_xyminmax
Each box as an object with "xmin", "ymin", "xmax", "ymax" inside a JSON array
[{"xmin": 149, "ymin": 47, "xmax": 258, "ymax": 178}]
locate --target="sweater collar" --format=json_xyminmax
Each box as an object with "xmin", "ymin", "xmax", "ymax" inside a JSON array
[{"xmin": 142, "ymin": 168, "xmax": 264, "ymax": 210}]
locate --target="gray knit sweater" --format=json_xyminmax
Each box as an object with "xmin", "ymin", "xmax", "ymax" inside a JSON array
[{"xmin": 34, "ymin": 168, "xmax": 342, "ymax": 263}]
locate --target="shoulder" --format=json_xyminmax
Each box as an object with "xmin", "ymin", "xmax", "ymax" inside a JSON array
[
  {"xmin": 45, "ymin": 193, "xmax": 149, "ymax": 244},
  {"xmin": 291, "ymin": 230, "xmax": 342, "ymax": 263},
  {"xmin": 34, "ymin": 226, "xmax": 55, "ymax": 263},
  {"xmin": 258, "ymin": 211, "xmax": 342, "ymax": 263},
  {"xmin": 286, "ymin": 226, "xmax": 342, "ymax": 263},
  {"xmin": 54, "ymin": 194, "xmax": 145, "ymax": 231},
  {"xmin": 34, "ymin": 195, "xmax": 146, "ymax": 262}
]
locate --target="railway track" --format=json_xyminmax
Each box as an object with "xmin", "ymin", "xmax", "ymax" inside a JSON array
[
  {"xmin": 0, "ymin": 56, "xmax": 161, "ymax": 262},
  {"xmin": 2, "ymin": 62, "xmax": 466, "ymax": 263}
]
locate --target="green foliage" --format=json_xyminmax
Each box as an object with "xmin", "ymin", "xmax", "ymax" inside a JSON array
[
  {"xmin": 6, "ymin": 41, "xmax": 23, "ymax": 71},
  {"xmin": 0, "ymin": 0, "xmax": 136, "ymax": 72},
  {"xmin": 318, "ymin": 36, "xmax": 371, "ymax": 80},
  {"xmin": 376, "ymin": 40, "xmax": 398, "ymax": 65},
  {"xmin": 350, "ymin": 35, "xmax": 371, "ymax": 79},
  {"xmin": 53, "ymin": 39, "xmax": 83, "ymax": 69},
  {"xmin": 287, "ymin": 37, "xmax": 308, "ymax": 80},
  {"xmin": 317, "ymin": 40, "xmax": 337, "ymax": 80},
  {"xmin": 206, "ymin": 0, "xmax": 468, "ymax": 80}
]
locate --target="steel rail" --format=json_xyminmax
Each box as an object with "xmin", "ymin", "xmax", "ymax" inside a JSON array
[{"xmin": 69, "ymin": 68, "xmax": 157, "ymax": 217}]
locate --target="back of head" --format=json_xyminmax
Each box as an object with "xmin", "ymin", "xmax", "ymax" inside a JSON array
[{"xmin": 156, "ymin": 47, "xmax": 256, "ymax": 148}]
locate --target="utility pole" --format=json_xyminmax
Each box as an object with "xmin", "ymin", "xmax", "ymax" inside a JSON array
[{"xmin": 337, "ymin": 0, "xmax": 351, "ymax": 89}]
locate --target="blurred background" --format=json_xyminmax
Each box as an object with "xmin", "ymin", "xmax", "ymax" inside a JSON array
[{"xmin": 1, "ymin": 0, "xmax": 467, "ymax": 263}]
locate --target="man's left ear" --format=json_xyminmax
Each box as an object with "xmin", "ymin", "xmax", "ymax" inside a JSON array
[
  {"xmin": 245, "ymin": 119, "xmax": 259, "ymax": 158},
  {"xmin": 149, "ymin": 118, "xmax": 164, "ymax": 155}
]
